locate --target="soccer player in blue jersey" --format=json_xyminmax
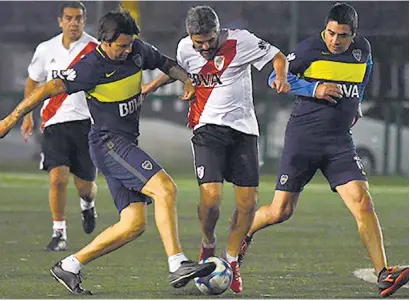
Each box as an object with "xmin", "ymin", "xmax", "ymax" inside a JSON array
[
  {"xmin": 237, "ymin": 3, "xmax": 409, "ymax": 297},
  {"xmin": 0, "ymin": 8, "xmax": 215, "ymax": 295}
]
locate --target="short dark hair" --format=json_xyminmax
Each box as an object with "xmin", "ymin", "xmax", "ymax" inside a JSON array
[
  {"xmin": 59, "ymin": 1, "xmax": 86, "ymax": 18},
  {"xmin": 326, "ymin": 3, "xmax": 358, "ymax": 34},
  {"xmin": 98, "ymin": 7, "xmax": 140, "ymax": 43},
  {"xmin": 185, "ymin": 6, "xmax": 220, "ymax": 35}
]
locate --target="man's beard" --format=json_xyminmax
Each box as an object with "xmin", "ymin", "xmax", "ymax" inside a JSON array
[{"xmin": 199, "ymin": 29, "xmax": 228, "ymax": 60}]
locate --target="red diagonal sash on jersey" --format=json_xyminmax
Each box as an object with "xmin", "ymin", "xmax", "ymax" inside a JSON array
[
  {"xmin": 40, "ymin": 41, "xmax": 98, "ymax": 129},
  {"xmin": 188, "ymin": 40, "xmax": 237, "ymax": 128}
]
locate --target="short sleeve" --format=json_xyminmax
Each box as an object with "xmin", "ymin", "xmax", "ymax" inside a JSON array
[
  {"xmin": 137, "ymin": 40, "xmax": 167, "ymax": 70},
  {"xmin": 236, "ymin": 30, "xmax": 280, "ymax": 71},
  {"xmin": 28, "ymin": 44, "xmax": 48, "ymax": 82},
  {"xmin": 58, "ymin": 57, "xmax": 99, "ymax": 94}
]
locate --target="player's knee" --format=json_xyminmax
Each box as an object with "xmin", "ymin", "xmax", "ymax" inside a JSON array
[
  {"xmin": 236, "ymin": 197, "xmax": 257, "ymax": 215},
  {"xmin": 122, "ymin": 219, "xmax": 147, "ymax": 241},
  {"xmin": 156, "ymin": 179, "xmax": 178, "ymax": 203},
  {"xmin": 200, "ymin": 186, "xmax": 222, "ymax": 207},
  {"xmin": 49, "ymin": 175, "xmax": 69, "ymax": 191},
  {"xmin": 273, "ymin": 201, "xmax": 294, "ymax": 223},
  {"xmin": 356, "ymin": 190, "xmax": 374, "ymax": 214}
]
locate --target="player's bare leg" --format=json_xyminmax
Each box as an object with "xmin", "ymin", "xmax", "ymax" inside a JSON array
[
  {"xmin": 336, "ymin": 180, "xmax": 408, "ymax": 297},
  {"xmin": 238, "ymin": 191, "xmax": 299, "ymax": 266},
  {"xmin": 73, "ymin": 176, "xmax": 97, "ymax": 234},
  {"xmin": 198, "ymin": 182, "xmax": 222, "ymax": 260},
  {"xmin": 46, "ymin": 166, "xmax": 70, "ymax": 251},
  {"xmin": 224, "ymin": 185, "xmax": 257, "ymax": 293}
]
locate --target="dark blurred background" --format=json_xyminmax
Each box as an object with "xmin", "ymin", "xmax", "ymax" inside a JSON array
[{"xmin": 0, "ymin": 1, "xmax": 408, "ymax": 175}]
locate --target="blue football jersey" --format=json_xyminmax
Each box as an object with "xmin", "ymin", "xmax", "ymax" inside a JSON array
[{"xmin": 61, "ymin": 39, "xmax": 167, "ymax": 139}]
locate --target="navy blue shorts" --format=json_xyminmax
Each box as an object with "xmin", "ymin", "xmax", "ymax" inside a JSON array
[
  {"xmin": 276, "ymin": 126, "xmax": 367, "ymax": 193},
  {"xmin": 89, "ymin": 131, "xmax": 161, "ymax": 213}
]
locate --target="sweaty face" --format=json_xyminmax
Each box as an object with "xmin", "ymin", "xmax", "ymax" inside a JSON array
[
  {"xmin": 58, "ymin": 8, "xmax": 85, "ymax": 42},
  {"xmin": 324, "ymin": 21, "xmax": 355, "ymax": 54},
  {"xmin": 191, "ymin": 32, "xmax": 219, "ymax": 59},
  {"xmin": 104, "ymin": 34, "xmax": 134, "ymax": 61}
]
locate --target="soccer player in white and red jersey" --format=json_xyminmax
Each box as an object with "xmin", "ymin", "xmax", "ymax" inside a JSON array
[
  {"xmin": 143, "ymin": 5, "xmax": 290, "ymax": 293},
  {"xmin": 20, "ymin": 1, "xmax": 98, "ymax": 251}
]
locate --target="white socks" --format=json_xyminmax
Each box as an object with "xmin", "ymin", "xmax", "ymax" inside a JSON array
[
  {"xmin": 202, "ymin": 234, "xmax": 217, "ymax": 249},
  {"xmin": 61, "ymin": 255, "xmax": 83, "ymax": 274},
  {"xmin": 168, "ymin": 252, "xmax": 189, "ymax": 272},
  {"xmin": 53, "ymin": 220, "xmax": 67, "ymax": 240},
  {"xmin": 225, "ymin": 251, "xmax": 238, "ymax": 263},
  {"xmin": 80, "ymin": 198, "xmax": 95, "ymax": 211}
]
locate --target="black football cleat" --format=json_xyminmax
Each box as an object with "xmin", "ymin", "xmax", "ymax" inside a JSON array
[
  {"xmin": 45, "ymin": 232, "xmax": 67, "ymax": 252},
  {"xmin": 168, "ymin": 260, "xmax": 216, "ymax": 288},
  {"xmin": 50, "ymin": 261, "xmax": 92, "ymax": 295},
  {"xmin": 81, "ymin": 207, "xmax": 97, "ymax": 234},
  {"xmin": 378, "ymin": 266, "xmax": 409, "ymax": 297}
]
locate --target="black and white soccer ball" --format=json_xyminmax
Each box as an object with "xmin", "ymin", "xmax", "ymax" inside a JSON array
[{"xmin": 194, "ymin": 256, "xmax": 233, "ymax": 295}]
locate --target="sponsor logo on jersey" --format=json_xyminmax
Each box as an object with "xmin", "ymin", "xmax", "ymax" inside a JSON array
[
  {"xmin": 258, "ymin": 39, "xmax": 270, "ymax": 51},
  {"xmin": 105, "ymin": 70, "xmax": 116, "ymax": 78},
  {"xmin": 280, "ymin": 174, "xmax": 288, "ymax": 185},
  {"xmin": 196, "ymin": 166, "xmax": 205, "ymax": 179},
  {"xmin": 213, "ymin": 55, "xmax": 225, "ymax": 71},
  {"xmin": 337, "ymin": 83, "xmax": 360, "ymax": 98},
  {"xmin": 119, "ymin": 96, "xmax": 143, "ymax": 117},
  {"xmin": 352, "ymin": 49, "xmax": 362, "ymax": 62},
  {"xmin": 189, "ymin": 73, "xmax": 222, "ymax": 87}
]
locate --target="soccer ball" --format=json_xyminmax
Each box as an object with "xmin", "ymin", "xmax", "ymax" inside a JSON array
[{"xmin": 194, "ymin": 256, "xmax": 233, "ymax": 295}]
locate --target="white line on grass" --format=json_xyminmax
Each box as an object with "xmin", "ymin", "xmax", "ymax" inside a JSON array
[{"xmin": 353, "ymin": 267, "xmax": 409, "ymax": 288}]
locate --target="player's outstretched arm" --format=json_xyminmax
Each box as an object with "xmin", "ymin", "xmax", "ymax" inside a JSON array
[
  {"xmin": 142, "ymin": 74, "xmax": 176, "ymax": 95},
  {"xmin": 268, "ymin": 71, "xmax": 342, "ymax": 104},
  {"xmin": 0, "ymin": 78, "xmax": 66, "ymax": 138},
  {"xmin": 159, "ymin": 57, "xmax": 195, "ymax": 101}
]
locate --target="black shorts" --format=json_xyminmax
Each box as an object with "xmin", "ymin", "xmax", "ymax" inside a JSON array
[
  {"xmin": 40, "ymin": 119, "xmax": 96, "ymax": 181},
  {"xmin": 191, "ymin": 124, "xmax": 259, "ymax": 187},
  {"xmin": 276, "ymin": 124, "xmax": 367, "ymax": 193}
]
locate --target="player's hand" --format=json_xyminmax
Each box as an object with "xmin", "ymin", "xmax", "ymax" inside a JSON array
[
  {"xmin": 21, "ymin": 114, "xmax": 34, "ymax": 142},
  {"xmin": 272, "ymin": 77, "xmax": 290, "ymax": 94},
  {"xmin": 0, "ymin": 118, "xmax": 13, "ymax": 139},
  {"xmin": 314, "ymin": 83, "xmax": 343, "ymax": 104},
  {"xmin": 180, "ymin": 79, "xmax": 196, "ymax": 101}
]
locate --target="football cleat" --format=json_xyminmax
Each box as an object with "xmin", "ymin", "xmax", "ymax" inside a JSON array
[
  {"xmin": 81, "ymin": 207, "xmax": 97, "ymax": 234},
  {"xmin": 45, "ymin": 232, "xmax": 67, "ymax": 252},
  {"xmin": 238, "ymin": 235, "xmax": 253, "ymax": 267},
  {"xmin": 378, "ymin": 266, "xmax": 409, "ymax": 297},
  {"xmin": 168, "ymin": 260, "xmax": 216, "ymax": 288},
  {"xmin": 50, "ymin": 261, "xmax": 92, "ymax": 295},
  {"xmin": 221, "ymin": 251, "xmax": 243, "ymax": 293}
]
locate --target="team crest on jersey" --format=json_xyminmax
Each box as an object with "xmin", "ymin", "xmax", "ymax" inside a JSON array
[
  {"xmin": 280, "ymin": 174, "xmax": 288, "ymax": 185},
  {"xmin": 142, "ymin": 160, "xmax": 153, "ymax": 170},
  {"xmin": 132, "ymin": 54, "xmax": 142, "ymax": 67},
  {"xmin": 214, "ymin": 55, "xmax": 225, "ymax": 71},
  {"xmin": 352, "ymin": 49, "xmax": 362, "ymax": 62},
  {"xmin": 196, "ymin": 166, "xmax": 205, "ymax": 179}
]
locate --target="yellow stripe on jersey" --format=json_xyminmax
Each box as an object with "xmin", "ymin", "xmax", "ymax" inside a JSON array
[
  {"xmin": 304, "ymin": 60, "xmax": 366, "ymax": 83},
  {"xmin": 88, "ymin": 71, "xmax": 142, "ymax": 102}
]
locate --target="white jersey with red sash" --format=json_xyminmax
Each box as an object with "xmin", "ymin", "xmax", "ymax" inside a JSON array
[
  {"xmin": 28, "ymin": 32, "xmax": 98, "ymax": 129},
  {"xmin": 176, "ymin": 29, "xmax": 279, "ymax": 136}
]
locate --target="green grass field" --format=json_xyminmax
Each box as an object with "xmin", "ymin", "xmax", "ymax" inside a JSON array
[{"xmin": 0, "ymin": 172, "xmax": 408, "ymax": 299}]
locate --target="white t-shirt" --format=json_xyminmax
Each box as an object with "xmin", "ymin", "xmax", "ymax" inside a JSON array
[
  {"xmin": 177, "ymin": 29, "xmax": 279, "ymax": 136},
  {"xmin": 28, "ymin": 32, "xmax": 98, "ymax": 128}
]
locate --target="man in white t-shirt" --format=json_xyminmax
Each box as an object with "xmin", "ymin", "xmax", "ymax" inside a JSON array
[
  {"xmin": 21, "ymin": 1, "xmax": 98, "ymax": 251},
  {"xmin": 142, "ymin": 6, "xmax": 290, "ymax": 293}
]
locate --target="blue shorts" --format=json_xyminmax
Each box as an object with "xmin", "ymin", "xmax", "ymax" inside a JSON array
[
  {"xmin": 276, "ymin": 125, "xmax": 367, "ymax": 193},
  {"xmin": 89, "ymin": 131, "xmax": 161, "ymax": 213}
]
